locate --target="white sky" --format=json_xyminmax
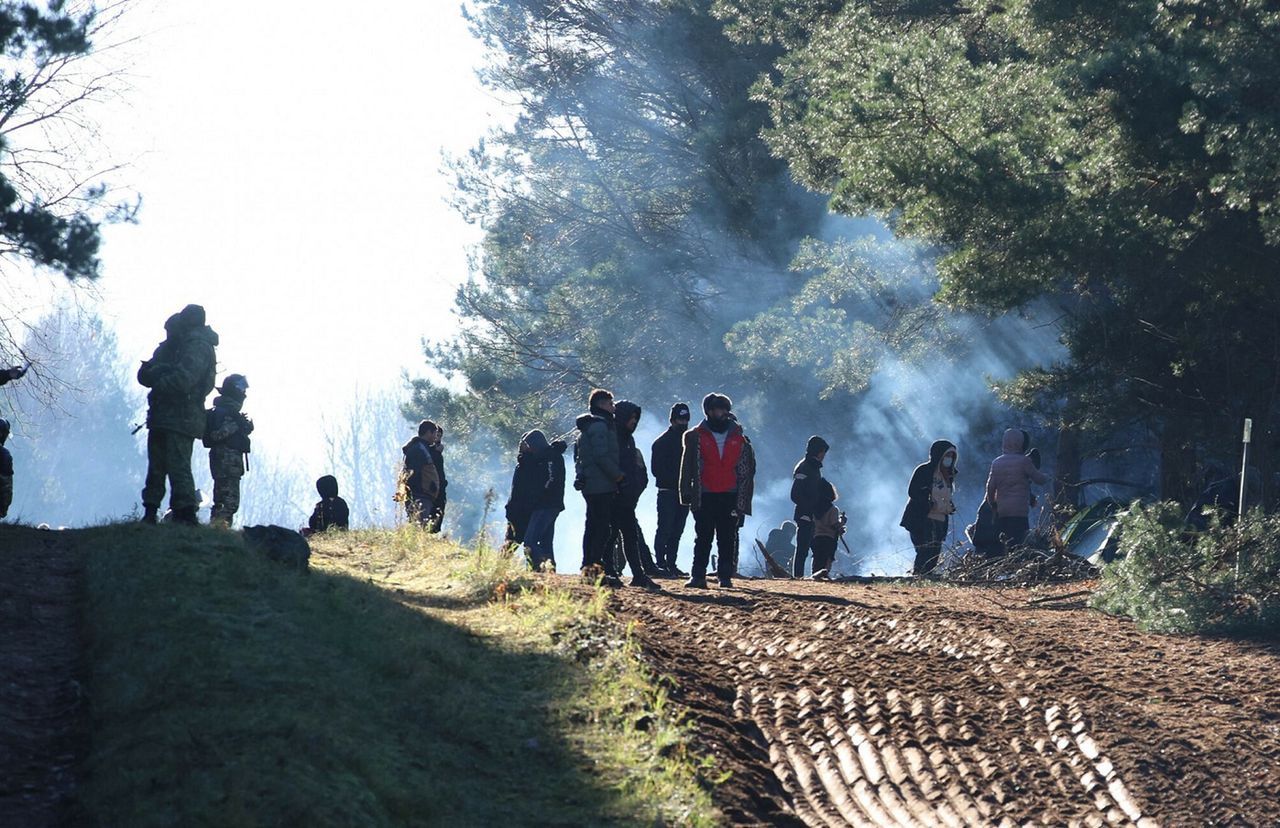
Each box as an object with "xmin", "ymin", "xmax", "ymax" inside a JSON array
[{"xmin": 31, "ymin": 1, "xmax": 497, "ymax": 462}]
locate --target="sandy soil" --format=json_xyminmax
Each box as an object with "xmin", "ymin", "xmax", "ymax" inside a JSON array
[
  {"xmin": 0, "ymin": 527, "xmax": 86, "ymax": 828},
  {"xmin": 613, "ymin": 578, "xmax": 1280, "ymax": 827}
]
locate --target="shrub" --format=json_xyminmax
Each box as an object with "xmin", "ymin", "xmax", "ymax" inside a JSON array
[{"xmin": 1092, "ymin": 501, "xmax": 1280, "ymax": 635}]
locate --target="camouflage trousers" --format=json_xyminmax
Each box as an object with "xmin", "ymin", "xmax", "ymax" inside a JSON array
[
  {"xmin": 142, "ymin": 428, "xmax": 197, "ymax": 511},
  {"xmin": 209, "ymin": 447, "xmax": 245, "ymax": 525}
]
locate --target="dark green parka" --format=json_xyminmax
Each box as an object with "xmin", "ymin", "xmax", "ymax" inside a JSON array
[{"xmin": 138, "ymin": 309, "xmax": 219, "ymax": 439}]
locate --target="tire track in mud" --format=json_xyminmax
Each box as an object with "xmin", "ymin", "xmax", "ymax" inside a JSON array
[{"xmin": 625, "ymin": 588, "xmax": 1159, "ymax": 827}]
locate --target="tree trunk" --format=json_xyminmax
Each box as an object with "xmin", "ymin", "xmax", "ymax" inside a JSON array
[
  {"xmin": 1054, "ymin": 424, "xmax": 1083, "ymax": 511},
  {"xmin": 1159, "ymin": 418, "xmax": 1198, "ymax": 505}
]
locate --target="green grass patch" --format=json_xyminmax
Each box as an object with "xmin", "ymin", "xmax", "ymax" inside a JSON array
[{"xmin": 74, "ymin": 523, "xmax": 718, "ymax": 826}]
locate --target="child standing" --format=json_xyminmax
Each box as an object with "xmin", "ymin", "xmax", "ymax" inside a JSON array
[{"xmin": 810, "ymin": 480, "xmax": 842, "ymax": 579}]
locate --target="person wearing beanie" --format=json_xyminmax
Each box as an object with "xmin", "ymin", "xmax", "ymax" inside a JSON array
[
  {"xmin": 650, "ymin": 402, "xmax": 692, "ymax": 577},
  {"xmin": 574, "ymin": 388, "xmax": 625, "ymax": 586},
  {"xmin": 790, "ymin": 434, "xmax": 830, "ymax": 577},
  {"xmin": 899, "ymin": 439, "xmax": 958, "ymax": 575},
  {"xmin": 0, "ymin": 418, "xmax": 13, "ymax": 520},
  {"xmin": 400, "ymin": 420, "xmax": 442, "ymax": 525},
  {"xmin": 308, "ymin": 474, "xmax": 350, "ymax": 534},
  {"xmin": 678, "ymin": 392, "xmax": 756, "ymax": 588},
  {"xmin": 204, "ymin": 374, "xmax": 254, "ymax": 528},
  {"xmin": 136, "ymin": 304, "xmax": 218, "ymax": 525}
]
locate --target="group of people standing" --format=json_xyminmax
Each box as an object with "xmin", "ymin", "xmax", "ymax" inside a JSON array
[
  {"xmin": 134, "ymin": 304, "xmax": 348, "ymax": 533},
  {"xmin": 3, "ymin": 306, "xmax": 1051, "ymax": 583},
  {"xmin": 501, "ymin": 389, "xmax": 758, "ymax": 590},
  {"xmin": 899, "ymin": 429, "xmax": 1049, "ymax": 575}
]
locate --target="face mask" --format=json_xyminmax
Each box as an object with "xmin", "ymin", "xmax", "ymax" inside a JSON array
[{"xmin": 942, "ymin": 456, "xmax": 954, "ymax": 468}]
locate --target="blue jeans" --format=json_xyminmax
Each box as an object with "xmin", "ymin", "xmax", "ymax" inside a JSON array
[
  {"xmin": 654, "ymin": 489, "xmax": 689, "ymax": 569},
  {"xmin": 524, "ymin": 507, "xmax": 558, "ymax": 571}
]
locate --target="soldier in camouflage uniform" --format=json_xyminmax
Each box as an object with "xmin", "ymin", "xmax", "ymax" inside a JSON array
[
  {"xmin": 137, "ymin": 305, "xmax": 218, "ymax": 525},
  {"xmin": 0, "ymin": 417, "xmax": 13, "ymax": 520},
  {"xmin": 204, "ymin": 374, "xmax": 253, "ymax": 528},
  {"xmin": 0, "ymin": 366, "xmax": 24, "ymax": 520}
]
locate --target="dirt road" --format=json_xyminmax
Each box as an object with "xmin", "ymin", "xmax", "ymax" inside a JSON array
[{"xmin": 616, "ymin": 579, "xmax": 1280, "ymax": 827}]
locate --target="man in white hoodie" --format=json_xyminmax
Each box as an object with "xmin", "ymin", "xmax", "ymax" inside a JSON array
[{"xmin": 984, "ymin": 428, "xmax": 1048, "ymax": 550}]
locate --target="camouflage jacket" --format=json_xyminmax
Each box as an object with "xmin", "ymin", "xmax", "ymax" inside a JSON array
[
  {"xmin": 0, "ymin": 445, "xmax": 11, "ymax": 518},
  {"xmin": 138, "ymin": 324, "xmax": 219, "ymax": 438}
]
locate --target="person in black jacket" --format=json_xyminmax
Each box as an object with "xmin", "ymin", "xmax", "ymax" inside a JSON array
[
  {"xmin": 505, "ymin": 430, "xmax": 567, "ymax": 571},
  {"xmin": 791, "ymin": 435, "xmax": 830, "ymax": 578},
  {"xmin": 307, "ymin": 474, "xmax": 350, "ymax": 534},
  {"xmin": 426, "ymin": 426, "xmax": 447, "ymax": 533},
  {"xmin": 899, "ymin": 439, "xmax": 958, "ymax": 575},
  {"xmin": 650, "ymin": 402, "xmax": 691, "ymax": 576},
  {"xmin": 612, "ymin": 401, "xmax": 659, "ymax": 589}
]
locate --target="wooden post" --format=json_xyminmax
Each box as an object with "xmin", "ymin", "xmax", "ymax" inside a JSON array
[{"xmin": 1237, "ymin": 418, "xmax": 1252, "ymax": 582}]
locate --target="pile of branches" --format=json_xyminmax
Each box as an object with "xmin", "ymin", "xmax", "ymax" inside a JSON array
[{"xmin": 940, "ymin": 542, "xmax": 1099, "ymax": 587}]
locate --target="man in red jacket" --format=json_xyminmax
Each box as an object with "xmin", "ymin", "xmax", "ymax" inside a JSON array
[{"xmin": 678, "ymin": 393, "xmax": 756, "ymax": 588}]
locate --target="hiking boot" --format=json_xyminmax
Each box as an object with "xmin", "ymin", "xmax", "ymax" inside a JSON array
[
  {"xmin": 139, "ymin": 506, "xmax": 159, "ymax": 525},
  {"xmin": 172, "ymin": 506, "xmax": 200, "ymax": 526},
  {"xmin": 631, "ymin": 575, "xmax": 662, "ymax": 591},
  {"xmin": 601, "ymin": 575, "xmax": 624, "ymax": 589},
  {"xmin": 684, "ymin": 576, "xmax": 708, "ymax": 589},
  {"xmin": 668, "ymin": 565, "xmax": 689, "ymax": 579},
  {"xmin": 718, "ymin": 577, "xmax": 734, "ymax": 588}
]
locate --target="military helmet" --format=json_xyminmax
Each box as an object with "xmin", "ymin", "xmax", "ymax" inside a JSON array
[{"xmin": 219, "ymin": 374, "xmax": 249, "ymax": 396}]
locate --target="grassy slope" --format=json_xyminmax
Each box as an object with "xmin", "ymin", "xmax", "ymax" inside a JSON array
[{"xmin": 74, "ymin": 524, "xmax": 717, "ymax": 827}]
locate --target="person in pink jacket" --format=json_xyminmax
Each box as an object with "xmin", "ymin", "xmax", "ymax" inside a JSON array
[{"xmin": 984, "ymin": 428, "xmax": 1049, "ymax": 551}]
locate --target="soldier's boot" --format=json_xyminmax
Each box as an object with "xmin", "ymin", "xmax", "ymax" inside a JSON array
[
  {"xmin": 140, "ymin": 505, "xmax": 159, "ymax": 525},
  {"xmin": 172, "ymin": 506, "xmax": 200, "ymax": 526}
]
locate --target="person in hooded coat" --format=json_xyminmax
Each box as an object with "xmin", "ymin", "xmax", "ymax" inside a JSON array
[
  {"xmin": 425, "ymin": 426, "xmax": 447, "ymax": 533},
  {"xmin": 505, "ymin": 429, "xmax": 567, "ymax": 570},
  {"xmin": 137, "ymin": 304, "xmax": 218, "ymax": 525},
  {"xmin": 651, "ymin": 402, "xmax": 692, "ymax": 575},
  {"xmin": 308, "ymin": 474, "xmax": 350, "ymax": 533},
  {"xmin": 764, "ymin": 520, "xmax": 797, "ymax": 572},
  {"xmin": 612, "ymin": 401, "xmax": 659, "ymax": 589},
  {"xmin": 401, "ymin": 420, "xmax": 441, "ymax": 525},
  {"xmin": 574, "ymin": 388, "xmax": 624, "ymax": 584},
  {"xmin": 985, "ymin": 428, "xmax": 1049, "ymax": 550},
  {"xmin": 791, "ymin": 435, "xmax": 830, "ymax": 578},
  {"xmin": 205, "ymin": 374, "xmax": 254, "ymax": 527},
  {"xmin": 678, "ymin": 393, "xmax": 755, "ymax": 588},
  {"xmin": 899, "ymin": 439, "xmax": 958, "ymax": 575}
]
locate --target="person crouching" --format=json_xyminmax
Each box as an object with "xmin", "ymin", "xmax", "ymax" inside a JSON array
[{"xmin": 308, "ymin": 474, "xmax": 349, "ymax": 534}]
